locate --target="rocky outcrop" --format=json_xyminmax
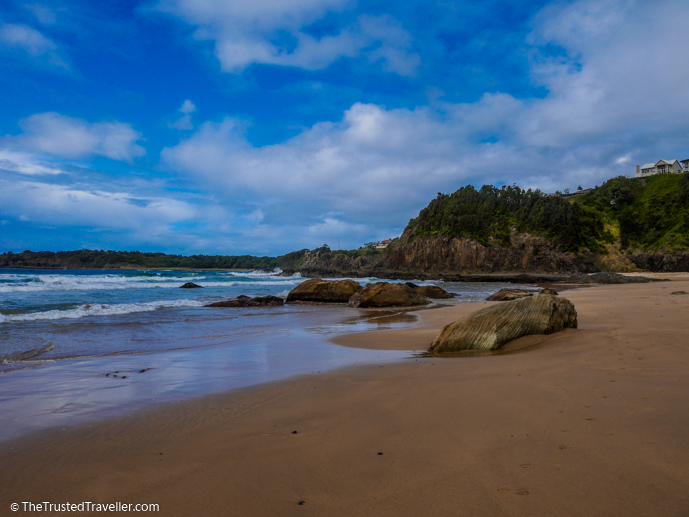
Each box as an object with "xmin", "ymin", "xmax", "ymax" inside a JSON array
[
  {"xmin": 205, "ymin": 295, "xmax": 284, "ymax": 307},
  {"xmin": 385, "ymin": 233, "xmax": 598, "ymax": 276},
  {"xmin": 288, "ymin": 232, "xmax": 600, "ymax": 280},
  {"xmin": 430, "ymin": 295, "xmax": 578, "ymax": 354},
  {"xmin": 628, "ymin": 252, "xmax": 689, "ymax": 272},
  {"xmin": 348, "ymin": 282, "xmax": 430, "ymax": 308},
  {"xmin": 180, "ymin": 282, "xmax": 203, "ymax": 288},
  {"xmin": 540, "ymin": 288, "xmax": 559, "ymax": 295},
  {"xmin": 486, "ymin": 288, "xmax": 533, "ymax": 301},
  {"xmin": 405, "ymin": 283, "xmax": 455, "ymax": 299},
  {"xmin": 565, "ymin": 272, "xmax": 657, "ymax": 284},
  {"xmin": 286, "ymin": 278, "xmax": 361, "ymax": 303}
]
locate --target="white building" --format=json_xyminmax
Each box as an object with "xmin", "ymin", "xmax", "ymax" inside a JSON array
[{"xmin": 635, "ymin": 159, "xmax": 684, "ymax": 177}]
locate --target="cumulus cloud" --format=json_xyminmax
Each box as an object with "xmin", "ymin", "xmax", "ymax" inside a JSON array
[
  {"xmin": 0, "ymin": 22, "xmax": 68, "ymax": 68},
  {"xmin": 523, "ymin": 0, "xmax": 689, "ymax": 146},
  {"xmin": 161, "ymin": 0, "xmax": 689, "ymax": 243},
  {"xmin": 10, "ymin": 113, "xmax": 145, "ymax": 161},
  {"xmin": 0, "ymin": 149, "xmax": 68, "ymax": 175},
  {"xmin": 151, "ymin": 0, "xmax": 419, "ymax": 74},
  {"xmin": 0, "ymin": 178, "xmax": 196, "ymax": 234},
  {"xmin": 169, "ymin": 99, "xmax": 197, "ymax": 130}
]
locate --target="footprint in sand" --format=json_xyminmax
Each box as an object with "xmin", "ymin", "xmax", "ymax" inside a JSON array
[
  {"xmin": 586, "ymin": 417, "xmax": 596, "ymax": 421},
  {"xmin": 519, "ymin": 463, "xmax": 531, "ymax": 469},
  {"xmin": 516, "ymin": 489, "xmax": 530, "ymax": 496}
]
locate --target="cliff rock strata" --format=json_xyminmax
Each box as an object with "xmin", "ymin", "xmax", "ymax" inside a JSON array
[{"xmin": 291, "ymin": 233, "xmax": 598, "ymax": 280}]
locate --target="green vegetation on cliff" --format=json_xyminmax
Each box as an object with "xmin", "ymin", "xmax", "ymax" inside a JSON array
[
  {"xmin": 407, "ymin": 184, "xmax": 607, "ymax": 252},
  {"xmin": 573, "ymin": 173, "xmax": 689, "ymax": 251},
  {"xmin": 407, "ymin": 173, "xmax": 689, "ymax": 253}
]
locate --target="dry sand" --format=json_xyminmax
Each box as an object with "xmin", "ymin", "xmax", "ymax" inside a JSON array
[{"xmin": 2, "ymin": 276, "xmax": 689, "ymax": 516}]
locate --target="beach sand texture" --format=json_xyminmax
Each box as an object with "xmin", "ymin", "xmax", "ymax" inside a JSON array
[{"xmin": 1, "ymin": 277, "xmax": 689, "ymax": 516}]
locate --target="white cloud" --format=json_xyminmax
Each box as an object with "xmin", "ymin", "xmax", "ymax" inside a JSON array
[
  {"xmin": 162, "ymin": 0, "xmax": 689, "ymax": 239},
  {"xmin": 11, "ymin": 113, "xmax": 145, "ymax": 161},
  {"xmin": 0, "ymin": 149, "xmax": 68, "ymax": 175},
  {"xmin": 0, "ymin": 23, "xmax": 67, "ymax": 68},
  {"xmin": 179, "ymin": 99, "xmax": 196, "ymax": 114},
  {"xmin": 523, "ymin": 0, "xmax": 689, "ymax": 147},
  {"xmin": 169, "ymin": 100, "xmax": 197, "ymax": 130},
  {"xmin": 151, "ymin": 0, "xmax": 419, "ymax": 75},
  {"xmin": 26, "ymin": 4, "xmax": 59, "ymax": 25},
  {"xmin": 0, "ymin": 179, "xmax": 196, "ymax": 234}
]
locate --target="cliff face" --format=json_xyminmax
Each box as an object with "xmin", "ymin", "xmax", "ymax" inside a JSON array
[
  {"xmin": 386, "ymin": 232, "xmax": 598, "ymax": 275},
  {"xmin": 292, "ymin": 231, "xmax": 599, "ymax": 279},
  {"xmin": 629, "ymin": 252, "xmax": 689, "ymax": 272}
]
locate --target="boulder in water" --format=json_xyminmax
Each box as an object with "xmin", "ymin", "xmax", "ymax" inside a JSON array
[
  {"xmin": 205, "ymin": 295, "xmax": 284, "ymax": 308},
  {"xmin": 180, "ymin": 282, "xmax": 203, "ymax": 288},
  {"xmin": 286, "ymin": 278, "xmax": 361, "ymax": 303},
  {"xmin": 348, "ymin": 282, "xmax": 429, "ymax": 308},
  {"xmin": 406, "ymin": 283, "xmax": 455, "ymax": 299},
  {"xmin": 430, "ymin": 294, "xmax": 577, "ymax": 353}
]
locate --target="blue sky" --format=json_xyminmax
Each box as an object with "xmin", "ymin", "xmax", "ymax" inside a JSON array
[{"xmin": 1, "ymin": 0, "xmax": 688, "ymax": 256}]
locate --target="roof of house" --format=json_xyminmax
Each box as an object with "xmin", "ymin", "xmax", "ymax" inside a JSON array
[
  {"xmin": 641, "ymin": 163, "xmax": 656, "ymax": 169},
  {"xmin": 656, "ymin": 159, "xmax": 679, "ymax": 165}
]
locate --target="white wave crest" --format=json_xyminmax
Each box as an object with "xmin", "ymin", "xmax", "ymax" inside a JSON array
[{"xmin": 0, "ymin": 299, "xmax": 206, "ymax": 323}]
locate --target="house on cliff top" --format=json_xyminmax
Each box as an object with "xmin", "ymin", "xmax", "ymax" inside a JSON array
[{"xmin": 636, "ymin": 159, "xmax": 686, "ymax": 177}]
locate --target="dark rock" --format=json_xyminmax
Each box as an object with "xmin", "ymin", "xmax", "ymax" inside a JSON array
[
  {"xmin": 566, "ymin": 272, "xmax": 659, "ymax": 284},
  {"xmin": 487, "ymin": 288, "xmax": 533, "ymax": 301},
  {"xmin": 180, "ymin": 282, "xmax": 203, "ymax": 288},
  {"xmin": 430, "ymin": 294, "xmax": 577, "ymax": 353},
  {"xmin": 540, "ymin": 288, "xmax": 559, "ymax": 295},
  {"xmin": 410, "ymin": 284, "xmax": 455, "ymax": 299},
  {"xmin": 348, "ymin": 282, "xmax": 429, "ymax": 308},
  {"xmin": 671, "ymin": 291, "xmax": 687, "ymax": 295},
  {"xmin": 205, "ymin": 295, "xmax": 284, "ymax": 308},
  {"xmin": 286, "ymin": 278, "xmax": 361, "ymax": 303}
]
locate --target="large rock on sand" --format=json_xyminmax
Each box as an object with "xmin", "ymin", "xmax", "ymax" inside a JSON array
[
  {"xmin": 348, "ymin": 282, "xmax": 430, "ymax": 308},
  {"xmin": 286, "ymin": 278, "xmax": 361, "ymax": 303},
  {"xmin": 205, "ymin": 295, "xmax": 284, "ymax": 308},
  {"xmin": 487, "ymin": 288, "xmax": 533, "ymax": 301},
  {"xmin": 430, "ymin": 294, "xmax": 577, "ymax": 353},
  {"xmin": 405, "ymin": 283, "xmax": 455, "ymax": 299}
]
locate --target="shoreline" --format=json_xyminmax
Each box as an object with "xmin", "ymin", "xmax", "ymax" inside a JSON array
[{"xmin": 2, "ymin": 274, "xmax": 689, "ymax": 515}]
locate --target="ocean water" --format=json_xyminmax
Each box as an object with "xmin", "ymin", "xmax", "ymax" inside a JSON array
[{"xmin": 0, "ymin": 268, "xmax": 520, "ymax": 441}]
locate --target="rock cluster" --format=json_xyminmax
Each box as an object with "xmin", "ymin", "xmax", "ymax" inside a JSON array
[{"xmin": 284, "ymin": 279, "xmax": 453, "ymax": 307}]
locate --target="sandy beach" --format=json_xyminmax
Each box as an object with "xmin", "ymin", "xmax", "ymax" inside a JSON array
[{"xmin": 2, "ymin": 276, "xmax": 689, "ymax": 516}]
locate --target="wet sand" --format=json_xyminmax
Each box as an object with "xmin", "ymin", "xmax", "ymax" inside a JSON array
[{"xmin": 2, "ymin": 275, "xmax": 689, "ymax": 516}]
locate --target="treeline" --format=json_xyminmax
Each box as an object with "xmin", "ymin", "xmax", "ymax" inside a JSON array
[
  {"xmin": 407, "ymin": 184, "xmax": 607, "ymax": 252},
  {"xmin": 0, "ymin": 249, "xmax": 288, "ymax": 270},
  {"xmin": 407, "ymin": 172, "xmax": 689, "ymax": 253}
]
